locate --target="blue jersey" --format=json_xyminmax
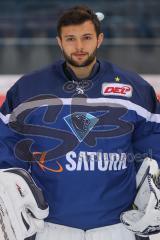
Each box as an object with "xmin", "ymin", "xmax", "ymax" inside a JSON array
[{"xmin": 0, "ymin": 60, "xmax": 160, "ymax": 230}]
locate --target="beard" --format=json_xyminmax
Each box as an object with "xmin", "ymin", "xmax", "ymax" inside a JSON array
[{"xmin": 62, "ymin": 47, "xmax": 97, "ymax": 67}]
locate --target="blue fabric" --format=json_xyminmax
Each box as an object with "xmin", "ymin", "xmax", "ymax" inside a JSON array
[{"xmin": 0, "ymin": 60, "xmax": 160, "ymax": 230}]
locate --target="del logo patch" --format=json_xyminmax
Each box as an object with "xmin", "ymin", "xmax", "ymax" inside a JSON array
[{"xmin": 102, "ymin": 83, "xmax": 133, "ymax": 97}]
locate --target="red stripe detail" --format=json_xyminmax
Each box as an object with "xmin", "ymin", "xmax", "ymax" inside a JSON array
[{"xmin": 0, "ymin": 95, "xmax": 5, "ymax": 106}]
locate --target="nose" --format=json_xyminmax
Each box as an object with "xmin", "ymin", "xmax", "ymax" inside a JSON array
[{"xmin": 75, "ymin": 39, "xmax": 83, "ymax": 51}]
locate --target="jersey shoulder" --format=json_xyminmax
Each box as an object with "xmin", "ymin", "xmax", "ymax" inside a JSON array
[
  {"xmin": 100, "ymin": 60, "xmax": 157, "ymax": 112},
  {"xmin": 1, "ymin": 61, "xmax": 64, "ymax": 114},
  {"xmin": 100, "ymin": 60, "xmax": 151, "ymax": 88},
  {"xmin": 15, "ymin": 60, "xmax": 64, "ymax": 86}
]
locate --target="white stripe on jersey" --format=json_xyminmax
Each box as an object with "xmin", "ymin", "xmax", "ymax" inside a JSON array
[{"xmin": 1, "ymin": 97, "xmax": 160, "ymax": 124}]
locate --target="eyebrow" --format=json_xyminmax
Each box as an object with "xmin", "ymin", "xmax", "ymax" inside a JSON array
[
  {"xmin": 64, "ymin": 33, "xmax": 94, "ymax": 38},
  {"xmin": 82, "ymin": 34, "xmax": 94, "ymax": 37},
  {"xmin": 64, "ymin": 35, "xmax": 75, "ymax": 38}
]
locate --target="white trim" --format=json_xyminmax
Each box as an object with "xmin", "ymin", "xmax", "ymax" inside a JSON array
[
  {"xmin": 86, "ymin": 98, "xmax": 160, "ymax": 123},
  {"xmin": 0, "ymin": 112, "xmax": 10, "ymax": 124},
  {"xmin": 2, "ymin": 97, "xmax": 160, "ymax": 125}
]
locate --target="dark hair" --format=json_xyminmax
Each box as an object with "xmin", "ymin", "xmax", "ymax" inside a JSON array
[{"xmin": 57, "ymin": 5, "xmax": 101, "ymax": 37}]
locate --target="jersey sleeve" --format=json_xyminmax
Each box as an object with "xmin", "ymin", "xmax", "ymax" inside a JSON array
[
  {"xmin": 133, "ymin": 83, "xmax": 160, "ymax": 170},
  {"xmin": 1, "ymin": 81, "xmax": 20, "ymax": 114},
  {"xmin": 0, "ymin": 83, "xmax": 30, "ymax": 170}
]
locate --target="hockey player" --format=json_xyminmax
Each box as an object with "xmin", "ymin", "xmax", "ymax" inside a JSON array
[{"xmin": 0, "ymin": 5, "xmax": 160, "ymax": 240}]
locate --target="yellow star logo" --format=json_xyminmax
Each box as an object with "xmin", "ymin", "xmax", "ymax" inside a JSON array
[{"xmin": 115, "ymin": 76, "xmax": 120, "ymax": 82}]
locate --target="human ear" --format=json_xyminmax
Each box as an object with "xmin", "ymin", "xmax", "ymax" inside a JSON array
[{"xmin": 97, "ymin": 33, "xmax": 104, "ymax": 48}]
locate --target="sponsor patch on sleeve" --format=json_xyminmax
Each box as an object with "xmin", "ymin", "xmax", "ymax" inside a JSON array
[{"xmin": 102, "ymin": 83, "xmax": 133, "ymax": 98}]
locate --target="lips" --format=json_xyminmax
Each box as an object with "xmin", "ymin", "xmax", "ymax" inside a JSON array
[{"xmin": 73, "ymin": 53, "xmax": 87, "ymax": 57}]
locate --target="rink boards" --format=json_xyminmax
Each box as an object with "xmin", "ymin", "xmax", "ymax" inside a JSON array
[{"xmin": 0, "ymin": 74, "xmax": 159, "ymax": 105}]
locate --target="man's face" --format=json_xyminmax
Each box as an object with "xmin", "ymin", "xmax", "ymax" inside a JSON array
[{"xmin": 57, "ymin": 20, "xmax": 104, "ymax": 67}]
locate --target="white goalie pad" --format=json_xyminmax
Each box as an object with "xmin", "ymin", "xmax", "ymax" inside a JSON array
[
  {"xmin": 121, "ymin": 158, "xmax": 160, "ymax": 236},
  {"xmin": 135, "ymin": 157, "xmax": 159, "ymax": 211},
  {"xmin": 0, "ymin": 168, "xmax": 49, "ymax": 240}
]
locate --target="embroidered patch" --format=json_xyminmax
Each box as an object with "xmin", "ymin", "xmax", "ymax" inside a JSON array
[{"xmin": 102, "ymin": 83, "xmax": 133, "ymax": 98}]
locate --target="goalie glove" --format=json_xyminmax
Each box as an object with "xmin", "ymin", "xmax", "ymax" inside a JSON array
[
  {"xmin": 120, "ymin": 158, "xmax": 160, "ymax": 236},
  {"xmin": 0, "ymin": 168, "xmax": 49, "ymax": 240}
]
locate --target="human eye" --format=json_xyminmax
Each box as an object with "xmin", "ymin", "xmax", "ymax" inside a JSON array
[
  {"xmin": 66, "ymin": 37, "xmax": 75, "ymax": 42},
  {"xmin": 83, "ymin": 35, "xmax": 92, "ymax": 40}
]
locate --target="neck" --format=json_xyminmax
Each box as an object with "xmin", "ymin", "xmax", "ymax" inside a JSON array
[{"xmin": 66, "ymin": 58, "xmax": 97, "ymax": 79}]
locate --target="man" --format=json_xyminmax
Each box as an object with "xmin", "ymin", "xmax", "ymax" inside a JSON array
[{"xmin": 0, "ymin": 5, "xmax": 160, "ymax": 240}]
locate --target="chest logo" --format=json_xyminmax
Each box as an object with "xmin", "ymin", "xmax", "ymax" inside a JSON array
[
  {"xmin": 102, "ymin": 83, "xmax": 133, "ymax": 97},
  {"xmin": 64, "ymin": 112, "xmax": 99, "ymax": 142}
]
